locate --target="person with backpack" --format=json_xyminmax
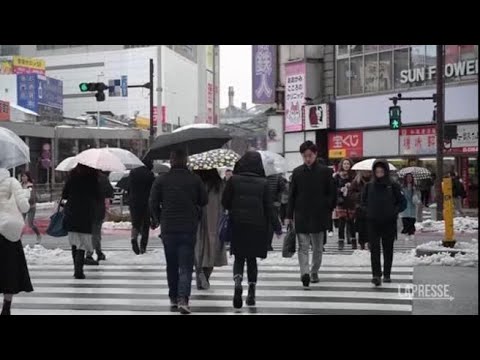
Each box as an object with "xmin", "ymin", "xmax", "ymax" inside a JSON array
[{"xmin": 361, "ymin": 159, "xmax": 406, "ymax": 286}]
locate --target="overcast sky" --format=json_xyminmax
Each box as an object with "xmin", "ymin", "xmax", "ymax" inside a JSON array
[{"xmin": 220, "ymin": 45, "xmax": 252, "ymax": 109}]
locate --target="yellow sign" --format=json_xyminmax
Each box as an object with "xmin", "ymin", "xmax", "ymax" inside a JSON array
[
  {"xmin": 135, "ymin": 116, "xmax": 150, "ymax": 129},
  {"xmin": 329, "ymin": 149, "xmax": 347, "ymax": 158},
  {"xmin": 442, "ymin": 176, "xmax": 455, "ymax": 247},
  {"xmin": 206, "ymin": 45, "xmax": 214, "ymax": 71},
  {"xmin": 13, "ymin": 56, "xmax": 46, "ymax": 72}
]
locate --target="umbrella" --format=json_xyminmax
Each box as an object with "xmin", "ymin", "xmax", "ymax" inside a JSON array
[
  {"xmin": 398, "ymin": 166, "xmax": 431, "ymax": 181},
  {"xmin": 351, "ymin": 158, "xmax": 397, "ymax": 171},
  {"xmin": 103, "ymin": 148, "xmax": 144, "ymax": 170},
  {"xmin": 153, "ymin": 161, "xmax": 170, "ymax": 174},
  {"xmin": 172, "ymin": 123, "xmax": 217, "ymax": 133},
  {"xmin": 145, "ymin": 125, "xmax": 232, "ymax": 160},
  {"xmin": 257, "ymin": 151, "xmax": 287, "ymax": 177},
  {"xmin": 55, "ymin": 156, "xmax": 78, "ymax": 172},
  {"xmin": 187, "ymin": 149, "xmax": 240, "ymax": 171},
  {"xmin": 0, "ymin": 127, "xmax": 30, "ymax": 169},
  {"xmin": 75, "ymin": 148, "xmax": 126, "ymax": 172}
]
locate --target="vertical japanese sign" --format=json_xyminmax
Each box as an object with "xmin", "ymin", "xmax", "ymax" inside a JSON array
[
  {"xmin": 252, "ymin": 45, "xmax": 276, "ymax": 104},
  {"xmin": 328, "ymin": 131, "xmax": 363, "ymax": 159},
  {"xmin": 0, "ymin": 100, "xmax": 10, "ymax": 121},
  {"xmin": 206, "ymin": 71, "xmax": 214, "ymax": 124},
  {"xmin": 17, "ymin": 74, "xmax": 39, "ymax": 112},
  {"xmin": 284, "ymin": 61, "xmax": 306, "ymax": 132},
  {"xmin": 399, "ymin": 126, "xmax": 437, "ymax": 155},
  {"xmin": 206, "ymin": 45, "xmax": 214, "ymax": 72}
]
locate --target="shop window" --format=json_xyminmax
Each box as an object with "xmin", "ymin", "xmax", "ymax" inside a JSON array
[
  {"xmin": 379, "ymin": 51, "xmax": 393, "ymax": 91},
  {"xmin": 410, "ymin": 45, "xmax": 426, "ymax": 87},
  {"xmin": 394, "ymin": 48, "xmax": 409, "ymax": 89},
  {"xmin": 364, "ymin": 54, "xmax": 378, "ymax": 93},
  {"xmin": 350, "ymin": 45, "xmax": 363, "ymax": 55},
  {"xmin": 337, "ymin": 45, "xmax": 349, "ymax": 58},
  {"xmin": 336, "ymin": 59, "xmax": 350, "ymax": 96},
  {"xmin": 350, "ymin": 56, "xmax": 364, "ymax": 94}
]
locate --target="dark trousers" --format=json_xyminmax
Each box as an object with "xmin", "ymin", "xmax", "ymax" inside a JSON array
[
  {"xmin": 421, "ymin": 190, "xmax": 430, "ymax": 207},
  {"xmin": 355, "ymin": 217, "xmax": 368, "ymax": 246},
  {"xmin": 401, "ymin": 217, "xmax": 416, "ymax": 235},
  {"xmin": 279, "ymin": 204, "xmax": 287, "ymax": 225},
  {"xmin": 268, "ymin": 206, "xmax": 281, "ymax": 248},
  {"xmin": 87, "ymin": 219, "xmax": 103, "ymax": 257},
  {"xmin": 130, "ymin": 209, "xmax": 150, "ymax": 249},
  {"xmin": 368, "ymin": 220, "xmax": 395, "ymax": 278},
  {"xmin": 233, "ymin": 256, "xmax": 258, "ymax": 283},
  {"xmin": 338, "ymin": 217, "xmax": 355, "ymax": 241},
  {"xmin": 162, "ymin": 233, "xmax": 195, "ymax": 300}
]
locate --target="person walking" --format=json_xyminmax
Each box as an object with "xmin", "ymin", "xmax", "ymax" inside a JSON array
[
  {"xmin": 286, "ymin": 141, "xmax": 336, "ymax": 288},
  {"xmin": 194, "ymin": 169, "xmax": 228, "ymax": 290},
  {"xmin": 361, "ymin": 160, "xmax": 406, "ymax": 286},
  {"xmin": 149, "ymin": 149, "xmax": 208, "ymax": 314},
  {"xmin": 350, "ymin": 171, "xmax": 371, "ymax": 250},
  {"xmin": 279, "ymin": 180, "xmax": 289, "ymax": 227},
  {"xmin": 266, "ymin": 173, "xmax": 286, "ymax": 251},
  {"xmin": 20, "ymin": 171, "xmax": 41, "ymax": 244},
  {"xmin": 333, "ymin": 158, "xmax": 356, "ymax": 250},
  {"xmin": 0, "ymin": 167, "xmax": 34, "ymax": 315},
  {"xmin": 451, "ymin": 172, "xmax": 466, "ymax": 217},
  {"xmin": 222, "ymin": 151, "xmax": 280, "ymax": 309},
  {"xmin": 400, "ymin": 173, "xmax": 421, "ymax": 241},
  {"xmin": 85, "ymin": 171, "xmax": 114, "ymax": 265},
  {"xmin": 419, "ymin": 177, "xmax": 433, "ymax": 208},
  {"xmin": 61, "ymin": 164, "xmax": 102, "ymax": 280},
  {"xmin": 128, "ymin": 160, "xmax": 155, "ymax": 255}
]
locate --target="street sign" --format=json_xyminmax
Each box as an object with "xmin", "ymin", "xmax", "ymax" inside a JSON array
[{"xmin": 121, "ymin": 75, "xmax": 128, "ymax": 97}]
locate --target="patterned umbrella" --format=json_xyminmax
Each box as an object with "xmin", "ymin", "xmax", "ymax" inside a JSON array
[
  {"xmin": 398, "ymin": 166, "xmax": 431, "ymax": 181},
  {"xmin": 187, "ymin": 149, "xmax": 240, "ymax": 171}
]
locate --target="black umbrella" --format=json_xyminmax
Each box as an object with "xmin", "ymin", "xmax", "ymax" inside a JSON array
[{"xmin": 144, "ymin": 127, "xmax": 232, "ymax": 160}]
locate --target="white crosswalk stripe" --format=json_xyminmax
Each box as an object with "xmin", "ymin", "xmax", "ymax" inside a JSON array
[{"xmin": 13, "ymin": 262, "xmax": 413, "ymax": 315}]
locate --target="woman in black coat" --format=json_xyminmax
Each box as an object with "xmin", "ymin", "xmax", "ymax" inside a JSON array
[
  {"xmin": 62, "ymin": 164, "xmax": 102, "ymax": 279},
  {"xmin": 222, "ymin": 151, "xmax": 280, "ymax": 309}
]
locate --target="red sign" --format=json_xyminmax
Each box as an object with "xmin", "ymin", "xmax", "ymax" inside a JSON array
[
  {"xmin": 0, "ymin": 100, "xmax": 10, "ymax": 121},
  {"xmin": 152, "ymin": 106, "xmax": 158, "ymax": 126},
  {"xmin": 328, "ymin": 131, "xmax": 363, "ymax": 159},
  {"xmin": 399, "ymin": 125, "xmax": 436, "ymax": 155}
]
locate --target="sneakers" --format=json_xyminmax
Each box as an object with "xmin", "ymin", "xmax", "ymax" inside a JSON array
[
  {"xmin": 311, "ymin": 273, "xmax": 320, "ymax": 283},
  {"xmin": 301, "ymin": 274, "xmax": 311, "ymax": 288},
  {"xmin": 169, "ymin": 297, "xmax": 178, "ymax": 312},
  {"xmin": 233, "ymin": 276, "xmax": 243, "ymax": 309},
  {"xmin": 246, "ymin": 283, "xmax": 256, "ymax": 306},
  {"xmin": 96, "ymin": 252, "xmax": 106, "ymax": 261},
  {"xmin": 383, "ymin": 276, "xmax": 392, "ymax": 283},
  {"xmin": 84, "ymin": 256, "xmax": 99, "ymax": 266},
  {"xmin": 178, "ymin": 298, "xmax": 191, "ymax": 315},
  {"xmin": 131, "ymin": 240, "xmax": 140, "ymax": 255},
  {"xmin": 371, "ymin": 277, "xmax": 382, "ymax": 287}
]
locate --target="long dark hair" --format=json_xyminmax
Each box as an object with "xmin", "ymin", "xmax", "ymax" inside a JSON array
[
  {"xmin": 402, "ymin": 173, "xmax": 416, "ymax": 188},
  {"xmin": 21, "ymin": 171, "xmax": 34, "ymax": 184},
  {"xmin": 195, "ymin": 169, "xmax": 222, "ymax": 193}
]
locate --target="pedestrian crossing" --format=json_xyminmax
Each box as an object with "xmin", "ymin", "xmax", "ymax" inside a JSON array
[{"xmin": 13, "ymin": 262, "xmax": 413, "ymax": 315}]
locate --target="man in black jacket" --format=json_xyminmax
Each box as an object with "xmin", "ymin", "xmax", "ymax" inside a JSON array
[
  {"xmin": 128, "ymin": 159, "xmax": 155, "ymax": 255},
  {"xmin": 149, "ymin": 149, "xmax": 208, "ymax": 314},
  {"xmin": 286, "ymin": 141, "xmax": 336, "ymax": 288}
]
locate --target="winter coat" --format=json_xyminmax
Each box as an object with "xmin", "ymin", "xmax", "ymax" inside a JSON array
[
  {"xmin": 350, "ymin": 177, "xmax": 369, "ymax": 219},
  {"xmin": 0, "ymin": 168, "xmax": 30, "ymax": 241},
  {"xmin": 128, "ymin": 166, "xmax": 155, "ymax": 213},
  {"xmin": 361, "ymin": 159, "xmax": 405, "ymax": 223},
  {"xmin": 452, "ymin": 177, "xmax": 466, "ymax": 198},
  {"xmin": 400, "ymin": 185, "xmax": 420, "ymax": 219},
  {"xmin": 149, "ymin": 166, "xmax": 208, "ymax": 234},
  {"xmin": 61, "ymin": 170, "xmax": 102, "ymax": 234},
  {"xmin": 287, "ymin": 161, "xmax": 336, "ymax": 234},
  {"xmin": 333, "ymin": 172, "xmax": 355, "ymax": 209},
  {"xmin": 222, "ymin": 151, "xmax": 275, "ymax": 259},
  {"xmin": 22, "ymin": 182, "xmax": 37, "ymax": 208},
  {"xmin": 267, "ymin": 174, "xmax": 286, "ymax": 207},
  {"xmin": 195, "ymin": 183, "xmax": 228, "ymax": 268}
]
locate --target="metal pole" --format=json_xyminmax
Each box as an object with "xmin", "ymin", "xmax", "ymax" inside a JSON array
[
  {"xmin": 149, "ymin": 58, "xmax": 154, "ymax": 147},
  {"xmin": 435, "ymin": 45, "xmax": 445, "ymax": 221}
]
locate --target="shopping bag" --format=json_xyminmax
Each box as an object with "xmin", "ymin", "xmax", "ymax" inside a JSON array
[
  {"xmin": 46, "ymin": 204, "xmax": 68, "ymax": 237},
  {"xmin": 282, "ymin": 224, "xmax": 296, "ymax": 258},
  {"xmin": 218, "ymin": 212, "xmax": 233, "ymax": 245}
]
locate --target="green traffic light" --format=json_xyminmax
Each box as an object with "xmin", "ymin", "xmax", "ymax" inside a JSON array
[
  {"xmin": 79, "ymin": 83, "xmax": 89, "ymax": 92},
  {"xmin": 391, "ymin": 119, "xmax": 400, "ymax": 129}
]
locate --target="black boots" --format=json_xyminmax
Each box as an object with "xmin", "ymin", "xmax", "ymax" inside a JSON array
[
  {"xmin": 1, "ymin": 299, "xmax": 12, "ymax": 316},
  {"xmin": 71, "ymin": 246, "xmax": 77, "ymax": 262},
  {"xmin": 131, "ymin": 240, "xmax": 140, "ymax": 255},
  {"xmin": 74, "ymin": 249, "xmax": 86, "ymax": 279},
  {"xmin": 246, "ymin": 283, "xmax": 256, "ymax": 306},
  {"xmin": 371, "ymin": 277, "xmax": 382, "ymax": 287},
  {"xmin": 301, "ymin": 274, "xmax": 311, "ymax": 288},
  {"xmin": 233, "ymin": 275, "xmax": 243, "ymax": 309}
]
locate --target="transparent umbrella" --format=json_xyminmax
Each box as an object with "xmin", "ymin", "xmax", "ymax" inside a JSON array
[
  {"xmin": 0, "ymin": 127, "xmax": 30, "ymax": 169},
  {"xmin": 257, "ymin": 151, "xmax": 287, "ymax": 177}
]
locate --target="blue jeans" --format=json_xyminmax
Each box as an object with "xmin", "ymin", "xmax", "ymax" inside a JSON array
[{"xmin": 162, "ymin": 233, "xmax": 196, "ymax": 300}]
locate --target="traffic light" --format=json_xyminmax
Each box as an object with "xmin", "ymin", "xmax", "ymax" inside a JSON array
[
  {"xmin": 79, "ymin": 82, "xmax": 109, "ymax": 102},
  {"xmin": 389, "ymin": 105, "xmax": 402, "ymax": 130}
]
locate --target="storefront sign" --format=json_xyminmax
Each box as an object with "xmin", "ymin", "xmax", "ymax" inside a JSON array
[
  {"xmin": 252, "ymin": 45, "xmax": 276, "ymax": 104},
  {"xmin": 285, "ymin": 61, "xmax": 305, "ymax": 132},
  {"xmin": 328, "ymin": 131, "xmax": 363, "ymax": 159},
  {"xmin": 400, "ymin": 59, "xmax": 478, "ymax": 84},
  {"xmin": 12, "ymin": 56, "xmax": 46, "ymax": 75},
  {"xmin": 399, "ymin": 126, "xmax": 436, "ymax": 155},
  {"xmin": 303, "ymin": 103, "xmax": 330, "ymax": 131},
  {"xmin": 206, "ymin": 72, "xmax": 214, "ymax": 124},
  {"xmin": 0, "ymin": 100, "xmax": 10, "ymax": 121},
  {"xmin": 445, "ymin": 123, "xmax": 478, "ymax": 154}
]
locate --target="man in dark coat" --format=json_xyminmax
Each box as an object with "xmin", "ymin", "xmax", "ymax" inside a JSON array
[
  {"xmin": 266, "ymin": 173, "xmax": 286, "ymax": 251},
  {"xmin": 149, "ymin": 149, "xmax": 208, "ymax": 315},
  {"xmin": 128, "ymin": 159, "xmax": 155, "ymax": 255},
  {"xmin": 286, "ymin": 141, "xmax": 336, "ymax": 288},
  {"xmin": 222, "ymin": 151, "xmax": 281, "ymax": 309}
]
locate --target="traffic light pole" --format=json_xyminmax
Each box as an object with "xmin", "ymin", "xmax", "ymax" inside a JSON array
[{"xmin": 435, "ymin": 45, "xmax": 445, "ymax": 221}]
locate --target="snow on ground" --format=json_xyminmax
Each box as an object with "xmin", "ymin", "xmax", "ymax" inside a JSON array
[
  {"xmin": 417, "ymin": 217, "xmax": 478, "ymax": 233},
  {"xmin": 36, "ymin": 202, "xmax": 56, "ymax": 210},
  {"xmin": 102, "ymin": 221, "xmax": 132, "ymax": 230}
]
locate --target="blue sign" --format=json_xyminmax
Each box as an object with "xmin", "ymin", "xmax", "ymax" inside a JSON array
[
  {"xmin": 17, "ymin": 74, "xmax": 63, "ymax": 114},
  {"xmin": 17, "ymin": 74, "xmax": 38, "ymax": 112},
  {"xmin": 38, "ymin": 76, "xmax": 63, "ymax": 109},
  {"xmin": 121, "ymin": 75, "xmax": 128, "ymax": 97}
]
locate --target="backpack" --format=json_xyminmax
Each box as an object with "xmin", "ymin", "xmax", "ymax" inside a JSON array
[{"xmin": 365, "ymin": 182, "xmax": 407, "ymax": 214}]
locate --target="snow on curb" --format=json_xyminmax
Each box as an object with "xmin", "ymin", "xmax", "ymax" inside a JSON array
[
  {"xmin": 417, "ymin": 217, "xmax": 478, "ymax": 233},
  {"xmin": 36, "ymin": 202, "xmax": 56, "ymax": 210},
  {"xmin": 102, "ymin": 221, "xmax": 132, "ymax": 230}
]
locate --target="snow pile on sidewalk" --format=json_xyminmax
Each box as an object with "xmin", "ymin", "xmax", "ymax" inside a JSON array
[
  {"xmin": 36, "ymin": 202, "xmax": 56, "ymax": 210},
  {"xmin": 24, "ymin": 245, "xmax": 70, "ymax": 264},
  {"xmin": 102, "ymin": 221, "xmax": 132, "ymax": 230},
  {"xmin": 417, "ymin": 217, "xmax": 478, "ymax": 233}
]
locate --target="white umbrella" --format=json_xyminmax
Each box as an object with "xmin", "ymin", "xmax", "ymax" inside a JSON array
[
  {"xmin": 257, "ymin": 151, "xmax": 287, "ymax": 177},
  {"xmin": 0, "ymin": 127, "xmax": 30, "ymax": 169},
  {"xmin": 352, "ymin": 158, "xmax": 397, "ymax": 171},
  {"xmin": 172, "ymin": 123, "xmax": 217, "ymax": 133},
  {"xmin": 75, "ymin": 148, "xmax": 126, "ymax": 172},
  {"xmin": 55, "ymin": 156, "xmax": 78, "ymax": 172},
  {"xmin": 103, "ymin": 148, "xmax": 144, "ymax": 170}
]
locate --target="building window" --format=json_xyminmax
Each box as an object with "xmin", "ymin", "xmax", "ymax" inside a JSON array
[
  {"xmin": 36, "ymin": 45, "xmax": 83, "ymax": 50},
  {"xmin": 364, "ymin": 53, "xmax": 378, "ymax": 93},
  {"xmin": 337, "ymin": 45, "xmax": 349, "ymax": 58},
  {"xmin": 379, "ymin": 51, "xmax": 393, "ymax": 91},
  {"xmin": 0, "ymin": 45, "xmax": 19, "ymax": 56},
  {"xmin": 394, "ymin": 48, "xmax": 409, "ymax": 89},
  {"xmin": 364, "ymin": 45, "xmax": 378, "ymax": 54},
  {"xmin": 336, "ymin": 59, "xmax": 349, "ymax": 96},
  {"xmin": 409, "ymin": 45, "xmax": 426, "ymax": 87},
  {"xmin": 350, "ymin": 56, "xmax": 364, "ymax": 94},
  {"xmin": 124, "ymin": 45, "xmax": 151, "ymax": 49},
  {"xmin": 350, "ymin": 45, "xmax": 363, "ymax": 55},
  {"xmin": 288, "ymin": 45, "xmax": 305, "ymax": 60}
]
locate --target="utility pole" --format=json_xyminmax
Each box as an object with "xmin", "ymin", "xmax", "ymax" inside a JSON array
[
  {"xmin": 435, "ymin": 45, "xmax": 445, "ymax": 221},
  {"xmin": 149, "ymin": 58, "xmax": 154, "ymax": 146}
]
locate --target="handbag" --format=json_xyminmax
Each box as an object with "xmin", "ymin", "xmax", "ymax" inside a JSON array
[
  {"xmin": 0, "ymin": 193, "xmax": 25, "ymax": 242},
  {"xmin": 282, "ymin": 224, "xmax": 296, "ymax": 258},
  {"xmin": 218, "ymin": 212, "xmax": 233, "ymax": 246},
  {"xmin": 46, "ymin": 203, "xmax": 68, "ymax": 237}
]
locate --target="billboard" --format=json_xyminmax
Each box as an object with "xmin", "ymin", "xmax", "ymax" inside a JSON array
[
  {"xmin": 303, "ymin": 103, "xmax": 330, "ymax": 131},
  {"xmin": 17, "ymin": 74, "xmax": 38, "ymax": 112},
  {"xmin": 252, "ymin": 45, "xmax": 276, "ymax": 104},
  {"xmin": 399, "ymin": 126, "xmax": 436, "ymax": 155},
  {"xmin": 284, "ymin": 61, "xmax": 305, "ymax": 132},
  {"xmin": 12, "ymin": 56, "xmax": 45, "ymax": 75},
  {"xmin": 17, "ymin": 74, "xmax": 63, "ymax": 114},
  {"xmin": 328, "ymin": 130, "xmax": 363, "ymax": 159}
]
